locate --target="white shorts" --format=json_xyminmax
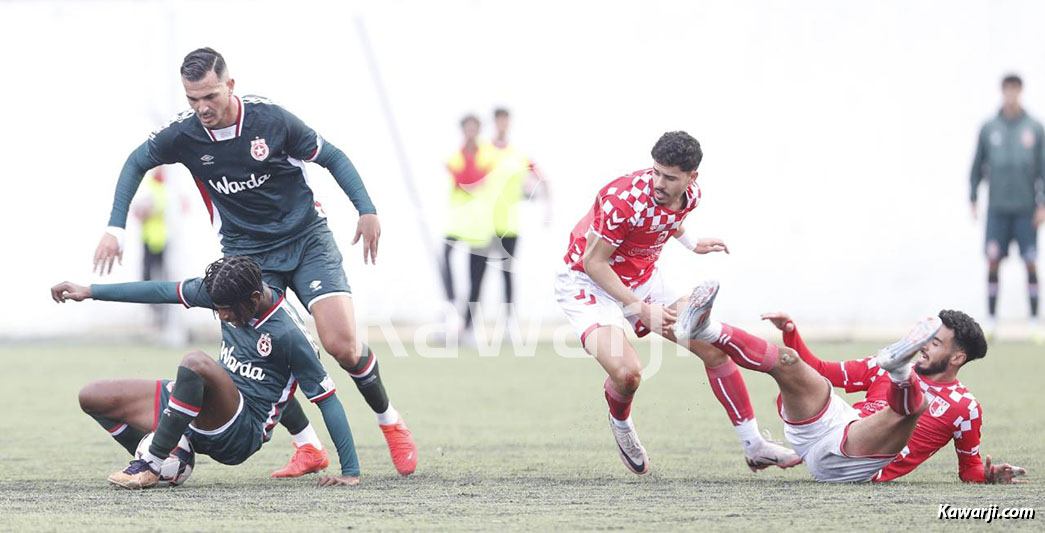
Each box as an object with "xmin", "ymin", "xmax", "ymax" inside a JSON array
[
  {"xmin": 782, "ymin": 390, "xmax": 894, "ymax": 483},
  {"xmin": 554, "ymin": 267, "xmax": 681, "ymax": 343}
]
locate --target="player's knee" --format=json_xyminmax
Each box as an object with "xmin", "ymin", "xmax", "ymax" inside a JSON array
[
  {"xmin": 612, "ymin": 368, "xmax": 642, "ymax": 395},
  {"xmin": 78, "ymin": 381, "xmax": 107, "ymax": 414},
  {"xmin": 180, "ymin": 350, "xmax": 214, "ymax": 374},
  {"xmin": 323, "ymin": 335, "xmax": 360, "ymax": 366},
  {"xmin": 777, "ymin": 347, "xmax": 800, "ymax": 367}
]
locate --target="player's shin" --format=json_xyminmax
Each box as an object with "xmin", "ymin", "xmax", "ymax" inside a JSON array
[
  {"xmin": 604, "ymin": 377, "xmax": 634, "ymax": 423},
  {"xmin": 147, "ymin": 366, "xmax": 204, "ymax": 469},
  {"xmin": 703, "ymin": 323, "xmax": 779, "ymax": 372},
  {"xmin": 886, "ymin": 375, "xmax": 925, "ymax": 417},
  {"xmin": 89, "ymin": 414, "xmax": 147, "ymax": 455},
  {"xmin": 341, "ymin": 344, "xmax": 397, "ymax": 424}
]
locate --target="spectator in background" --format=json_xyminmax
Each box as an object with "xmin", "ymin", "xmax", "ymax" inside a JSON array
[
  {"xmin": 970, "ymin": 74, "xmax": 1045, "ymax": 342},
  {"xmin": 443, "ymin": 115, "xmax": 499, "ymax": 343},
  {"xmin": 488, "ymin": 108, "xmax": 551, "ymax": 323},
  {"xmin": 132, "ymin": 168, "xmax": 170, "ymax": 327}
]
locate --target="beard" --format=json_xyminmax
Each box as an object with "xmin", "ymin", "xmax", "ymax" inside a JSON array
[{"xmin": 914, "ymin": 357, "xmax": 949, "ymax": 376}]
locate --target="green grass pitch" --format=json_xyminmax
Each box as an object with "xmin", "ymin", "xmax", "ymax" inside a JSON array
[{"xmin": 1, "ymin": 338, "xmax": 1041, "ymax": 531}]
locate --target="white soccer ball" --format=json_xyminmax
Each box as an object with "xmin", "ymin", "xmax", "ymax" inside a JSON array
[{"xmin": 135, "ymin": 432, "xmax": 195, "ymax": 487}]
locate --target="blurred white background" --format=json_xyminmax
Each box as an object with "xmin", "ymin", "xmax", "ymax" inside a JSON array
[{"xmin": 2, "ymin": 0, "xmax": 1044, "ymax": 339}]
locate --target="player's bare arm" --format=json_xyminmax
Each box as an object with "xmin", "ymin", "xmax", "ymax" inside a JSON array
[
  {"xmin": 582, "ymin": 232, "xmax": 676, "ymax": 335},
  {"xmin": 673, "ymin": 227, "xmax": 729, "ymax": 255},
  {"xmin": 984, "ymin": 455, "xmax": 1029, "ymax": 484}
]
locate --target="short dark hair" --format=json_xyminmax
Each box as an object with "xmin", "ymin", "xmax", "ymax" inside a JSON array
[
  {"xmin": 493, "ymin": 108, "xmax": 510, "ymax": 118},
  {"xmin": 938, "ymin": 309, "xmax": 987, "ymax": 365},
  {"xmin": 181, "ymin": 47, "xmax": 227, "ymax": 82},
  {"xmin": 651, "ymin": 131, "xmax": 703, "ymax": 172},
  {"xmin": 1002, "ymin": 74, "xmax": 1023, "ymax": 88},
  {"xmin": 203, "ymin": 256, "xmax": 263, "ymax": 307},
  {"xmin": 460, "ymin": 114, "xmax": 480, "ymax": 128}
]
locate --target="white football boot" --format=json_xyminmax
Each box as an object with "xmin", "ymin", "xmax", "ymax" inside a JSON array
[
  {"xmin": 744, "ymin": 431, "xmax": 802, "ymax": 472},
  {"xmin": 673, "ymin": 280, "xmax": 720, "ymax": 340},
  {"xmin": 875, "ymin": 316, "xmax": 943, "ymax": 375},
  {"xmin": 608, "ymin": 415, "xmax": 650, "ymax": 475}
]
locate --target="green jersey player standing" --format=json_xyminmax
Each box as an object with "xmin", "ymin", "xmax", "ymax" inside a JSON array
[
  {"xmin": 91, "ymin": 47, "xmax": 416, "ymax": 477},
  {"xmin": 53, "ymin": 256, "xmax": 362, "ymax": 488}
]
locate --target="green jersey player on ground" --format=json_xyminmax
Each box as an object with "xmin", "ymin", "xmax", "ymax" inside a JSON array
[
  {"xmin": 90, "ymin": 47, "xmax": 416, "ymax": 477},
  {"xmin": 52, "ymin": 256, "xmax": 361, "ymax": 488}
]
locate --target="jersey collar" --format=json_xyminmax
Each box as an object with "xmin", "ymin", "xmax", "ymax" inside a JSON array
[
  {"xmin": 250, "ymin": 287, "xmax": 284, "ymax": 329},
  {"xmin": 203, "ymin": 96, "xmax": 245, "ymax": 142}
]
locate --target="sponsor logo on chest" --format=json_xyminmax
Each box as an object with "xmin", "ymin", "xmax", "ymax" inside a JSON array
[
  {"xmin": 219, "ymin": 341, "xmax": 267, "ymax": 381},
  {"xmin": 209, "ymin": 173, "xmax": 272, "ymax": 195}
]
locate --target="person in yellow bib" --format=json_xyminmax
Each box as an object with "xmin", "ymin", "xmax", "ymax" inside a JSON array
[
  {"xmin": 489, "ymin": 108, "xmax": 551, "ymax": 320},
  {"xmin": 443, "ymin": 115, "xmax": 500, "ymax": 341}
]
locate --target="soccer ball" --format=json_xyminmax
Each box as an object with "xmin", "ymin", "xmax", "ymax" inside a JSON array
[{"xmin": 135, "ymin": 432, "xmax": 195, "ymax": 487}]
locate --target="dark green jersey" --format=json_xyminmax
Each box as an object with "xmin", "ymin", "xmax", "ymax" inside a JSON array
[
  {"xmin": 971, "ymin": 109, "xmax": 1045, "ymax": 213},
  {"xmin": 106, "ymin": 95, "xmax": 377, "ymax": 255},
  {"xmin": 88, "ymin": 278, "xmax": 362, "ymax": 476},
  {"xmin": 150, "ymin": 96, "xmax": 327, "ymax": 253},
  {"xmin": 174, "ymin": 277, "xmax": 334, "ymax": 439}
]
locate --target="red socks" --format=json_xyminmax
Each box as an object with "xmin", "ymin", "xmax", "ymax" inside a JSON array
[
  {"xmin": 887, "ymin": 375, "xmax": 924, "ymax": 416},
  {"xmin": 713, "ymin": 323, "xmax": 780, "ymax": 372},
  {"xmin": 705, "ymin": 360, "xmax": 754, "ymax": 425},
  {"xmin": 604, "ymin": 377, "xmax": 634, "ymax": 421}
]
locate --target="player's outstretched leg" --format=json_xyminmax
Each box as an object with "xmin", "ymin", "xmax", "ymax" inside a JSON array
[
  {"xmin": 844, "ymin": 317, "xmax": 940, "ymax": 457},
  {"xmin": 587, "ymin": 326, "xmax": 650, "ymax": 475},
  {"xmin": 311, "ymin": 295, "xmax": 417, "ymax": 476},
  {"xmin": 670, "ymin": 281, "xmax": 801, "ymax": 471},
  {"xmin": 271, "ymin": 396, "xmax": 330, "ymax": 478}
]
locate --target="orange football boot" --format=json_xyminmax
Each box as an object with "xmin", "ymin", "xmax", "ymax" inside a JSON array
[
  {"xmin": 270, "ymin": 443, "xmax": 329, "ymax": 478},
  {"xmin": 380, "ymin": 418, "xmax": 417, "ymax": 475}
]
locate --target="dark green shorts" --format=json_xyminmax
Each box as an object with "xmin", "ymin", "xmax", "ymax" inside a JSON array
[
  {"xmin": 242, "ymin": 224, "xmax": 352, "ymax": 312},
  {"xmin": 157, "ymin": 379, "xmax": 264, "ymax": 466},
  {"xmin": 985, "ymin": 211, "xmax": 1038, "ymax": 261}
]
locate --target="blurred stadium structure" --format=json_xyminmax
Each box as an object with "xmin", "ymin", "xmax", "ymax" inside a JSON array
[{"xmin": 3, "ymin": 0, "xmax": 1045, "ymax": 341}]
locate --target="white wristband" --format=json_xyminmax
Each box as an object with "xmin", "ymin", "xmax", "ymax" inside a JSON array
[
  {"xmin": 676, "ymin": 232, "xmax": 698, "ymax": 251},
  {"xmin": 105, "ymin": 226, "xmax": 126, "ymax": 252}
]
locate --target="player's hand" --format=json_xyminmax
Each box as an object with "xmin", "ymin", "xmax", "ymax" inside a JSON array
[
  {"xmin": 317, "ymin": 475, "xmax": 361, "ymax": 487},
  {"xmin": 695, "ymin": 237, "xmax": 729, "ymax": 255},
  {"xmin": 985, "ymin": 455, "xmax": 1028, "ymax": 484},
  {"xmin": 760, "ymin": 312, "xmax": 795, "ymax": 333},
  {"xmin": 1034, "ymin": 205, "xmax": 1045, "ymax": 228},
  {"xmin": 638, "ymin": 303, "xmax": 676, "ymax": 336},
  {"xmin": 970, "ymin": 202, "xmax": 978, "ymax": 221},
  {"xmin": 51, "ymin": 282, "xmax": 92, "ymax": 303},
  {"xmin": 353, "ymin": 214, "xmax": 381, "ymax": 265},
  {"xmin": 93, "ymin": 233, "xmax": 122, "ymax": 275}
]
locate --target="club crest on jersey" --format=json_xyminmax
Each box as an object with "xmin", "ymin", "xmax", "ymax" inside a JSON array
[
  {"xmin": 250, "ymin": 137, "xmax": 269, "ymax": 161},
  {"xmin": 257, "ymin": 333, "xmax": 272, "ymax": 357},
  {"xmin": 929, "ymin": 395, "xmax": 950, "ymax": 418}
]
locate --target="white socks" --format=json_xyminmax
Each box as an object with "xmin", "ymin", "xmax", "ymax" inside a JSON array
[
  {"xmin": 734, "ymin": 419, "xmax": 762, "ymax": 451},
  {"xmin": 291, "ymin": 424, "xmax": 323, "ymax": 450},
  {"xmin": 695, "ymin": 320, "xmax": 724, "ymax": 343},
  {"xmin": 376, "ymin": 405, "xmax": 400, "ymax": 426},
  {"xmin": 610, "ymin": 415, "xmax": 632, "ymax": 429}
]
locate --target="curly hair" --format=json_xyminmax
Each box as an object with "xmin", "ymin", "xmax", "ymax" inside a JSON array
[
  {"xmin": 203, "ymin": 256, "xmax": 263, "ymax": 307},
  {"xmin": 651, "ymin": 131, "xmax": 703, "ymax": 172},
  {"xmin": 938, "ymin": 309, "xmax": 988, "ymax": 364}
]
